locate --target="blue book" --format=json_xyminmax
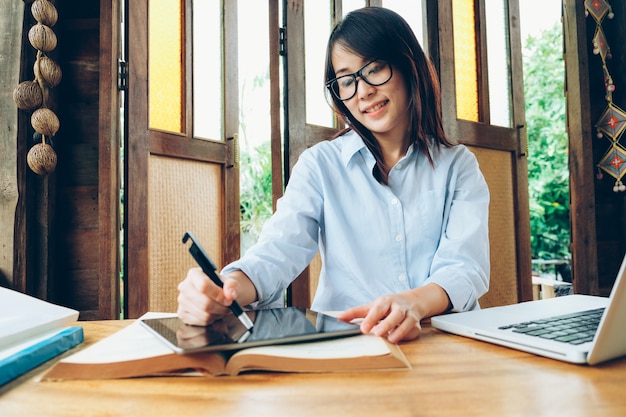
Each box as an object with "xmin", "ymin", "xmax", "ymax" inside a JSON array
[{"xmin": 0, "ymin": 326, "xmax": 84, "ymax": 386}]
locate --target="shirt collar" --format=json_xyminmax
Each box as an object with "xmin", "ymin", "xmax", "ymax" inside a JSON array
[
  {"xmin": 341, "ymin": 130, "xmax": 370, "ymax": 168},
  {"xmin": 341, "ymin": 129, "xmax": 418, "ymax": 169}
]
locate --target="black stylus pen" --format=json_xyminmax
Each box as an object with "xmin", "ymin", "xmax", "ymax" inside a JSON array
[{"xmin": 182, "ymin": 231, "xmax": 254, "ymax": 332}]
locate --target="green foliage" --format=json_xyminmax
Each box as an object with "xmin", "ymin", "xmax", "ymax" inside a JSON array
[
  {"xmin": 239, "ymin": 141, "xmax": 273, "ymax": 247},
  {"xmin": 523, "ymin": 24, "xmax": 571, "ymax": 260}
]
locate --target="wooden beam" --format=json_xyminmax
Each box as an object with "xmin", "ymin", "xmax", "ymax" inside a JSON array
[
  {"xmin": 563, "ymin": 0, "xmax": 598, "ymax": 295},
  {"xmin": 0, "ymin": 2, "xmax": 24, "ymax": 289}
]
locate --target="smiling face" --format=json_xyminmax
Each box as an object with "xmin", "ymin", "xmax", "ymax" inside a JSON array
[{"xmin": 331, "ymin": 44, "xmax": 411, "ymax": 147}]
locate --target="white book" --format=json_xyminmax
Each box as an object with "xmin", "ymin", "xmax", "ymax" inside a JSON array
[{"xmin": 0, "ymin": 287, "xmax": 79, "ymax": 349}]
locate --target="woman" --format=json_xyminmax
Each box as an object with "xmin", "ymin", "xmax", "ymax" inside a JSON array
[{"xmin": 177, "ymin": 7, "xmax": 490, "ymax": 343}]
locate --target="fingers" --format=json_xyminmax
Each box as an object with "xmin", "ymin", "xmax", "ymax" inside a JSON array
[
  {"xmin": 340, "ymin": 295, "xmax": 423, "ymax": 343},
  {"xmin": 177, "ymin": 268, "xmax": 236, "ymax": 326},
  {"xmin": 384, "ymin": 312, "xmax": 422, "ymax": 343},
  {"xmin": 371, "ymin": 304, "xmax": 422, "ymax": 343},
  {"xmin": 337, "ymin": 304, "xmax": 370, "ymax": 323},
  {"xmin": 222, "ymin": 279, "xmax": 239, "ymax": 302}
]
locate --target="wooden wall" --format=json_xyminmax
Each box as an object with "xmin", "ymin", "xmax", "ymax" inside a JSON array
[
  {"xmin": 10, "ymin": 0, "xmax": 119, "ymax": 320},
  {"xmin": 0, "ymin": 2, "xmax": 24, "ymax": 289},
  {"xmin": 585, "ymin": 1, "xmax": 626, "ymax": 294},
  {"xmin": 52, "ymin": 1, "xmax": 104, "ymax": 317}
]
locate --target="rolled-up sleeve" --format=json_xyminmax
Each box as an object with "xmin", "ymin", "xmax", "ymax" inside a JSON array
[
  {"xmin": 425, "ymin": 149, "xmax": 490, "ymax": 311},
  {"xmin": 222, "ymin": 152, "xmax": 323, "ymax": 309}
]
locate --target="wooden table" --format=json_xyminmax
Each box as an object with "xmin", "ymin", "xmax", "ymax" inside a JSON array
[{"xmin": 1, "ymin": 319, "xmax": 625, "ymax": 417}]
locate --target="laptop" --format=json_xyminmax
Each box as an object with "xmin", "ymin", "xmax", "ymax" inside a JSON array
[{"xmin": 431, "ymin": 254, "xmax": 626, "ymax": 365}]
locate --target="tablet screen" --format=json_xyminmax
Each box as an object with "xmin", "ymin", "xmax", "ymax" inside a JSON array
[{"xmin": 140, "ymin": 307, "xmax": 361, "ymax": 353}]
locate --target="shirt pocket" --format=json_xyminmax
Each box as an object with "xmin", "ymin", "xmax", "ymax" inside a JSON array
[{"xmin": 417, "ymin": 190, "xmax": 445, "ymax": 241}]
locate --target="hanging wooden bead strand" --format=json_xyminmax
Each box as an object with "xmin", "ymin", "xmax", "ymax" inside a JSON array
[{"xmin": 13, "ymin": 0, "xmax": 61, "ymax": 176}]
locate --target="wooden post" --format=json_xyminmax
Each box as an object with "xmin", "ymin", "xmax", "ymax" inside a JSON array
[{"xmin": 0, "ymin": 1, "xmax": 25, "ymax": 288}]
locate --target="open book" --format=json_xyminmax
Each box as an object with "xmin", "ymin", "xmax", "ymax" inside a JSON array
[{"xmin": 42, "ymin": 315, "xmax": 410, "ymax": 379}]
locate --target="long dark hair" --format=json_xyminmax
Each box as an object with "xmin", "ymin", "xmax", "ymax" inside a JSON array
[{"xmin": 325, "ymin": 7, "xmax": 454, "ymax": 184}]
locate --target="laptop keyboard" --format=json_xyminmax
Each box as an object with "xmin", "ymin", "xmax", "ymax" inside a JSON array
[{"xmin": 497, "ymin": 307, "xmax": 605, "ymax": 345}]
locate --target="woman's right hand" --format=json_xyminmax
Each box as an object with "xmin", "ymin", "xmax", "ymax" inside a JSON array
[
  {"xmin": 177, "ymin": 267, "xmax": 240, "ymax": 326},
  {"xmin": 177, "ymin": 268, "xmax": 257, "ymax": 326}
]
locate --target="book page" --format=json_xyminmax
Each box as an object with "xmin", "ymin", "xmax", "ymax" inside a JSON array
[
  {"xmin": 232, "ymin": 334, "xmax": 392, "ymax": 360},
  {"xmin": 62, "ymin": 320, "xmax": 175, "ymax": 364}
]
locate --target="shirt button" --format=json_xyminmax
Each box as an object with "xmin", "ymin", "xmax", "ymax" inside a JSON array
[
  {"xmin": 395, "ymin": 163, "xmax": 402, "ymax": 170},
  {"xmin": 391, "ymin": 198, "xmax": 399, "ymax": 205},
  {"xmin": 398, "ymin": 274, "xmax": 407, "ymax": 282},
  {"xmin": 395, "ymin": 234, "xmax": 403, "ymax": 242}
]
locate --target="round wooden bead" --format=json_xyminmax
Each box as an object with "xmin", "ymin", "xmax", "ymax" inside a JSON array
[
  {"xmin": 27, "ymin": 143, "xmax": 57, "ymax": 176},
  {"xmin": 31, "ymin": 0, "xmax": 59, "ymax": 27},
  {"xmin": 28, "ymin": 23, "xmax": 57, "ymax": 52},
  {"xmin": 31, "ymin": 107, "xmax": 60, "ymax": 137},
  {"xmin": 13, "ymin": 80, "xmax": 43, "ymax": 111}
]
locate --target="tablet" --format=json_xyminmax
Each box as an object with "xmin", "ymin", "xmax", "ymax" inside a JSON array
[{"xmin": 140, "ymin": 307, "xmax": 361, "ymax": 354}]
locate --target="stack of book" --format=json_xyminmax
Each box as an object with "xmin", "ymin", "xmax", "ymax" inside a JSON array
[{"xmin": 0, "ymin": 287, "xmax": 83, "ymax": 386}]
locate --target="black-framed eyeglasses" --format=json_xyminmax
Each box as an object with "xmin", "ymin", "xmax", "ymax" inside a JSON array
[{"xmin": 326, "ymin": 60, "xmax": 393, "ymax": 101}]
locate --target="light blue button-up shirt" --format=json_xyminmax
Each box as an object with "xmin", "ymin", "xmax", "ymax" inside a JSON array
[{"xmin": 223, "ymin": 129, "xmax": 490, "ymax": 313}]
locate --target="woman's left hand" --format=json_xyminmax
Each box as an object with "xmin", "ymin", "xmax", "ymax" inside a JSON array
[
  {"xmin": 337, "ymin": 283, "xmax": 451, "ymax": 343},
  {"xmin": 337, "ymin": 293, "xmax": 422, "ymax": 343}
]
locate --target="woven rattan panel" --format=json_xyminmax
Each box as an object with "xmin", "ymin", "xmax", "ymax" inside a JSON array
[
  {"xmin": 148, "ymin": 155, "xmax": 223, "ymax": 312},
  {"xmin": 470, "ymin": 146, "xmax": 519, "ymax": 308}
]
